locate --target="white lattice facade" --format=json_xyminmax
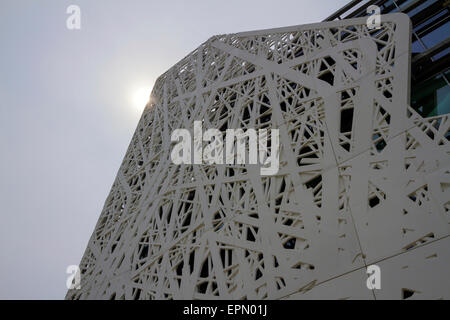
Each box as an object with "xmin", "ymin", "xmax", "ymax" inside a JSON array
[{"xmin": 67, "ymin": 13, "xmax": 450, "ymax": 300}]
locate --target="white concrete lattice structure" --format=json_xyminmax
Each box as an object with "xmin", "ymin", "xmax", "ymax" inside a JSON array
[{"xmin": 67, "ymin": 13, "xmax": 450, "ymax": 300}]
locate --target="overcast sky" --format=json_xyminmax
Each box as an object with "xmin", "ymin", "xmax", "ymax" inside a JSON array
[{"xmin": 0, "ymin": 0, "xmax": 350, "ymax": 299}]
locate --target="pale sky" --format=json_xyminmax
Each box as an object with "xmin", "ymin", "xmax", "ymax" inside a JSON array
[{"xmin": 0, "ymin": 0, "xmax": 350, "ymax": 299}]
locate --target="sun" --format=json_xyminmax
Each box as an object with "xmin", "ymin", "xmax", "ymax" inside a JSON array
[{"xmin": 131, "ymin": 86, "xmax": 152, "ymax": 112}]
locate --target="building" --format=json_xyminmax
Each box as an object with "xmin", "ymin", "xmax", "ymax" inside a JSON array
[
  {"xmin": 324, "ymin": 0, "xmax": 450, "ymax": 118},
  {"xmin": 67, "ymin": 1, "xmax": 449, "ymax": 300}
]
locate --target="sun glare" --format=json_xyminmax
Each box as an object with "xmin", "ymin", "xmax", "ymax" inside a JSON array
[{"xmin": 132, "ymin": 86, "xmax": 152, "ymax": 112}]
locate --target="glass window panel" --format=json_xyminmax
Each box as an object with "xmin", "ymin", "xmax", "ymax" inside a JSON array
[
  {"xmin": 411, "ymin": 72, "xmax": 450, "ymax": 117},
  {"xmin": 420, "ymin": 22, "xmax": 450, "ymax": 49},
  {"xmin": 407, "ymin": 0, "xmax": 439, "ymax": 17}
]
